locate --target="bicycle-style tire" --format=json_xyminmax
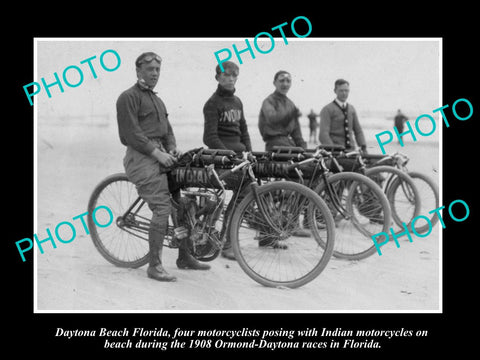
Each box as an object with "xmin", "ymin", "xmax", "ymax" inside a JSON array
[
  {"xmin": 229, "ymin": 181, "xmax": 335, "ymax": 288},
  {"xmin": 313, "ymin": 172, "xmax": 392, "ymax": 260},
  {"xmin": 365, "ymin": 166, "xmax": 421, "ymax": 231},
  {"xmin": 87, "ymin": 173, "xmax": 150, "ymax": 268},
  {"xmin": 395, "ymin": 171, "xmax": 439, "ymax": 234}
]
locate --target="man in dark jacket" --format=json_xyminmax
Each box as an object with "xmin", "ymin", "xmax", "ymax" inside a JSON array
[
  {"xmin": 394, "ymin": 109, "xmax": 408, "ymax": 135},
  {"xmin": 258, "ymin": 70, "xmax": 309, "ymax": 239},
  {"xmin": 117, "ymin": 52, "xmax": 210, "ymax": 282},
  {"xmin": 203, "ymin": 61, "xmax": 252, "ymax": 260},
  {"xmin": 258, "ymin": 70, "xmax": 307, "ymax": 151},
  {"xmin": 203, "ymin": 61, "xmax": 252, "ymax": 153}
]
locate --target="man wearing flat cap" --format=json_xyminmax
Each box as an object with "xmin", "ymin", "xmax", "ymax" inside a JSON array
[{"xmin": 116, "ymin": 52, "xmax": 210, "ymax": 282}]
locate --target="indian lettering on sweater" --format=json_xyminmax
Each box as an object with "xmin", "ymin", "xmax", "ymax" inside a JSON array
[
  {"xmin": 219, "ymin": 108, "xmax": 242, "ymax": 123},
  {"xmin": 203, "ymin": 85, "xmax": 252, "ymax": 152}
]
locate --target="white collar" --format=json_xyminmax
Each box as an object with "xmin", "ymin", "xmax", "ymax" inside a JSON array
[{"xmin": 335, "ymin": 99, "xmax": 347, "ymax": 108}]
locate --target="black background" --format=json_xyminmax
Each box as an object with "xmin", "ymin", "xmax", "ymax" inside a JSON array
[{"xmin": 7, "ymin": 4, "xmax": 475, "ymax": 356}]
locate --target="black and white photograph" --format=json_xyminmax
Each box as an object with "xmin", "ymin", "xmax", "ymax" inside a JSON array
[
  {"xmin": 7, "ymin": 7, "xmax": 476, "ymax": 355},
  {"xmin": 33, "ymin": 38, "xmax": 441, "ymax": 312}
]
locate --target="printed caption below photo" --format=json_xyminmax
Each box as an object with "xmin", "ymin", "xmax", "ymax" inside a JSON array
[{"xmin": 55, "ymin": 326, "xmax": 429, "ymax": 351}]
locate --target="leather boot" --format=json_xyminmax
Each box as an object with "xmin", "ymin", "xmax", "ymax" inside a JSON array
[
  {"xmin": 147, "ymin": 264, "xmax": 177, "ymax": 282},
  {"xmin": 147, "ymin": 229, "xmax": 176, "ymax": 282},
  {"xmin": 221, "ymin": 246, "xmax": 236, "ymax": 260},
  {"xmin": 176, "ymin": 248, "xmax": 211, "ymax": 270},
  {"xmin": 221, "ymin": 237, "xmax": 236, "ymax": 260}
]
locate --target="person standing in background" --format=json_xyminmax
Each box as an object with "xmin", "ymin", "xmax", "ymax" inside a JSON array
[
  {"xmin": 394, "ymin": 109, "xmax": 408, "ymax": 135},
  {"xmin": 307, "ymin": 109, "xmax": 319, "ymax": 144}
]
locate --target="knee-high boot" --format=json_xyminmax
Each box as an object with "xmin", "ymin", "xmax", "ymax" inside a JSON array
[{"xmin": 147, "ymin": 227, "xmax": 177, "ymax": 282}]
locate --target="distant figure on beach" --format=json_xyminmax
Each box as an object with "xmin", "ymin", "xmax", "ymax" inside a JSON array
[
  {"xmin": 258, "ymin": 70, "xmax": 307, "ymax": 151},
  {"xmin": 394, "ymin": 109, "xmax": 408, "ymax": 134},
  {"xmin": 319, "ymin": 79, "xmax": 367, "ymax": 153},
  {"xmin": 307, "ymin": 109, "xmax": 318, "ymax": 144}
]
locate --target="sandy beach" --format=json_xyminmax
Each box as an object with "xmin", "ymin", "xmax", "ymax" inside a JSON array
[{"xmin": 35, "ymin": 116, "xmax": 440, "ymax": 312}]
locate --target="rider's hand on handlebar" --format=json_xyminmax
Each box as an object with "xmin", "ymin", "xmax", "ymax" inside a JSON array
[
  {"xmin": 151, "ymin": 148, "xmax": 177, "ymax": 167},
  {"xmin": 169, "ymin": 148, "xmax": 183, "ymax": 158}
]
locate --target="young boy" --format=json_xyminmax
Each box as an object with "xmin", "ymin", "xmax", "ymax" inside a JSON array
[{"xmin": 203, "ymin": 61, "xmax": 252, "ymax": 153}]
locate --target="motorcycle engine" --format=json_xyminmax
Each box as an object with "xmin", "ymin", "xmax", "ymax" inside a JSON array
[{"xmin": 175, "ymin": 191, "xmax": 223, "ymax": 261}]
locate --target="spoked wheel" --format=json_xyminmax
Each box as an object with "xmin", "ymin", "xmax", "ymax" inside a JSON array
[
  {"xmin": 365, "ymin": 166, "xmax": 421, "ymax": 233},
  {"xmin": 229, "ymin": 181, "xmax": 335, "ymax": 288},
  {"xmin": 313, "ymin": 172, "xmax": 392, "ymax": 260},
  {"xmin": 87, "ymin": 173, "xmax": 151, "ymax": 268},
  {"xmin": 406, "ymin": 171, "xmax": 439, "ymax": 233}
]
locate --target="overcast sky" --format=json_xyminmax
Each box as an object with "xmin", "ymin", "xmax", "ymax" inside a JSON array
[{"xmin": 35, "ymin": 38, "xmax": 440, "ymax": 122}]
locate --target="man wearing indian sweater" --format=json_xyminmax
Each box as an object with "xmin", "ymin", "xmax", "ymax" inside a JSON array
[
  {"xmin": 203, "ymin": 61, "xmax": 252, "ymax": 260},
  {"xmin": 203, "ymin": 61, "xmax": 252, "ymax": 153}
]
